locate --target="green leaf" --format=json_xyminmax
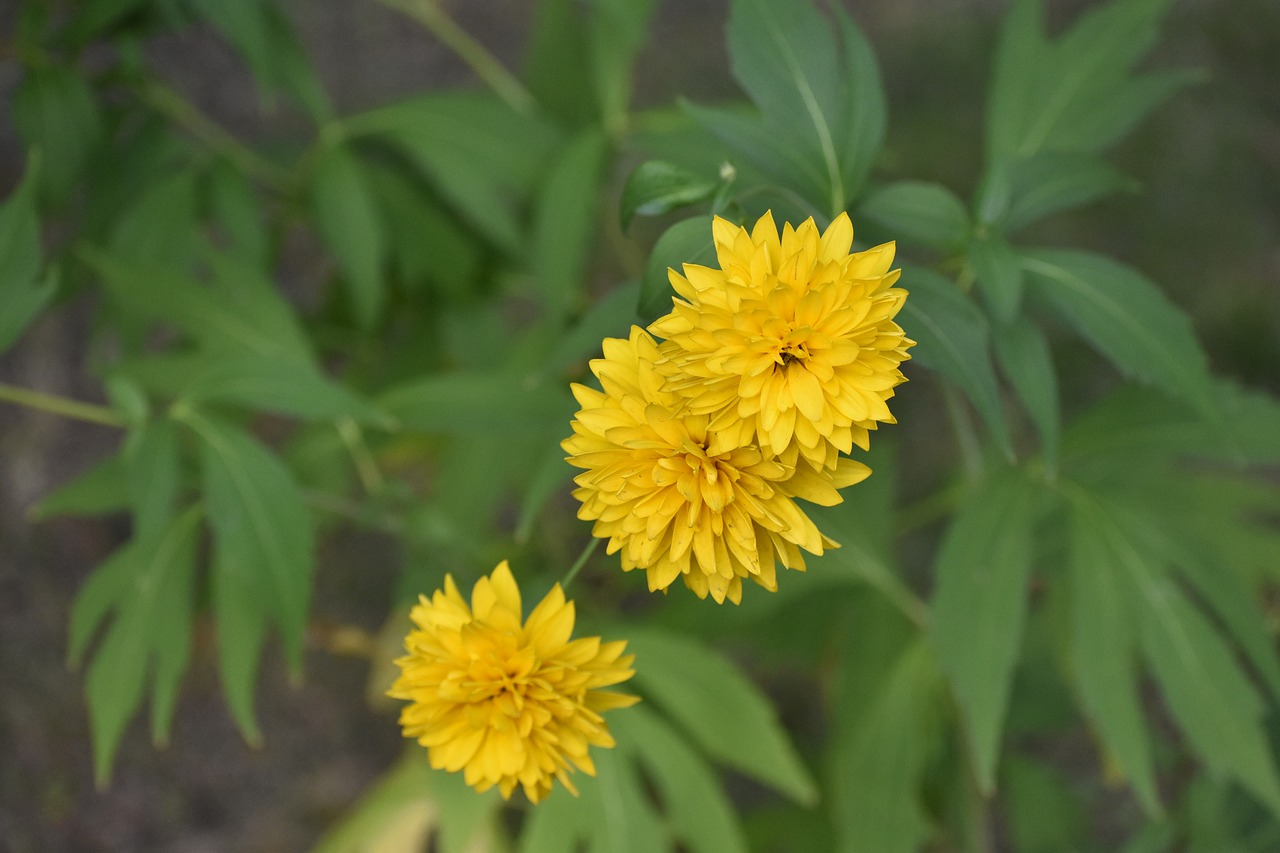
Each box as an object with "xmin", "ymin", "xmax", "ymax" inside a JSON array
[
  {"xmin": 31, "ymin": 452, "xmax": 131, "ymax": 520},
  {"xmin": 725, "ymin": 0, "xmax": 846, "ymax": 214},
  {"xmin": 899, "ymin": 267, "xmax": 1013, "ymax": 458},
  {"xmin": 1133, "ymin": 566, "xmax": 1280, "ymax": 816},
  {"xmin": 1003, "ymin": 757, "xmax": 1088, "ymax": 853},
  {"xmin": 984, "ymin": 0, "xmax": 1046, "ymax": 162},
  {"xmin": 345, "ymin": 93, "xmax": 560, "ymax": 254},
  {"xmin": 204, "ymin": 162, "xmax": 268, "ymax": 264},
  {"xmin": 126, "ymin": 418, "xmax": 181, "ymax": 543},
  {"xmin": 108, "ymin": 169, "xmax": 200, "ymax": 266},
  {"xmin": 531, "ymin": 129, "xmax": 608, "ymax": 323},
  {"xmin": 930, "ymin": 467, "xmax": 1039, "ymax": 794},
  {"xmin": 614, "ymin": 706, "xmax": 748, "ymax": 853},
  {"xmin": 626, "ymin": 627, "xmax": 818, "ymax": 804},
  {"xmin": 967, "ymin": 234, "xmax": 1023, "ymax": 322},
  {"xmin": 832, "ymin": 7, "xmax": 886, "ymax": 201},
  {"xmin": 311, "ymin": 144, "xmax": 386, "ymax": 328},
  {"xmin": 619, "ymin": 161, "xmax": 719, "ymax": 230},
  {"xmin": 1002, "ymin": 152, "xmax": 1137, "ymax": 232},
  {"xmin": 524, "ymin": 0, "xmax": 594, "ymax": 126},
  {"xmin": 530, "ymin": 281, "xmax": 641, "ymax": 385},
  {"xmin": 82, "ymin": 507, "xmax": 201, "ymax": 786},
  {"xmin": 1066, "ymin": 499, "xmax": 1160, "ymax": 815},
  {"xmin": 1023, "ymin": 249, "xmax": 1216, "ymax": 419},
  {"xmin": 829, "ymin": 638, "xmax": 939, "ymax": 853},
  {"xmin": 639, "ymin": 216, "xmax": 716, "ymax": 322},
  {"xmin": 0, "ymin": 159, "xmax": 52, "ymax": 354},
  {"xmin": 194, "ymin": 412, "xmax": 315, "ymax": 675},
  {"xmin": 13, "ymin": 65, "xmax": 104, "ymax": 203},
  {"xmin": 992, "ymin": 318, "xmax": 1060, "ymax": 472},
  {"xmin": 858, "ymin": 181, "xmax": 970, "ymax": 251},
  {"xmin": 210, "ymin": 547, "xmax": 269, "ymax": 745},
  {"xmin": 378, "ymin": 372, "xmax": 574, "ymax": 433},
  {"xmin": 589, "ymin": 0, "xmax": 659, "ymax": 132}
]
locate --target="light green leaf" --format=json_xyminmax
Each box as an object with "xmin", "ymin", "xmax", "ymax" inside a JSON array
[
  {"xmin": 126, "ymin": 418, "xmax": 181, "ymax": 543},
  {"xmin": 1002, "ymin": 152, "xmax": 1137, "ymax": 231},
  {"xmin": 858, "ymin": 181, "xmax": 970, "ymax": 251},
  {"xmin": 900, "ymin": 267, "xmax": 1013, "ymax": 457},
  {"xmin": 829, "ymin": 638, "xmax": 939, "ymax": 853},
  {"xmin": 992, "ymin": 318, "xmax": 1060, "ymax": 472},
  {"xmin": 378, "ymin": 372, "xmax": 574, "ymax": 433},
  {"xmin": 531, "ymin": 129, "xmax": 608, "ymax": 322},
  {"xmin": 108, "ymin": 169, "xmax": 200, "ymax": 266},
  {"xmin": 930, "ymin": 467, "xmax": 1039, "ymax": 794},
  {"xmin": 311, "ymin": 144, "xmax": 386, "ymax": 328},
  {"xmin": 640, "ymin": 216, "xmax": 715, "ymax": 322},
  {"xmin": 1067, "ymin": 499, "xmax": 1160, "ymax": 815},
  {"xmin": 614, "ymin": 705, "xmax": 748, "ymax": 853},
  {"xmin": 210, "ymin": 548, "xmax": 268, "ymax": 745},
  {"xmin": 619, "ymin": 160, "xmax": 718, "ymax": 230},
  {"xmin": 626, "ymin": 627, "xmax": 818, "ymax": 804},
  {"xmin": 194, "ymin": 412, "xmax": 315, "ymax": 675},
  {"xmin": 13, "ymin": 65, "xmax": 104, "ymax": 203},
  {"xmin": 967, "ymin": 234, "xmax": 1023, "ymax": 322},
  {"xmin": 1023, "ymin": 249, "xmax": 1216, "ymax": 420},
  {"xmin": 204, "ymin": 162, "xmax": 268, "ymax": 264}
]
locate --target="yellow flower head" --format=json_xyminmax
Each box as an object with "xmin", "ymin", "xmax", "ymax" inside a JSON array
[
  {"xmin": 649, "ymin": 211, "xmax": 914, "ymax": 470},
  {"xmin": 388, "ymin": 561, "xmax": 638, "ymax": 803},
  {"xmin": 563, "ymin": 326, "xmax": 870, "ymax": 604}
]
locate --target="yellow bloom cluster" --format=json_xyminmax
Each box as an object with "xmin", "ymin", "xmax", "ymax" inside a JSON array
[
  {"xmin": 389, "ymin": 561, "xmax": 638, "ymax": 803},
  {"xmin": 564, "ymin": 212, "xmax": 913, "ymax": 603}
]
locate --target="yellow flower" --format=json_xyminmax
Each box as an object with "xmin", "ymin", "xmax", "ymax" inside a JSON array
[
  {"xmin": 649, "ymin": 211, "xmax": 914, "ymax": 470},
  {"xmin": 563, "ymin": 326, "xmax": 869, "ymax": 604},
  {"xmin": 388, "ymin": 561, "xmax": 638, "ymax": 803}
]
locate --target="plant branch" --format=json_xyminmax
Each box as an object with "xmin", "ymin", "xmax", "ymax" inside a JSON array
[
  {"xmin": 561, "ymin": 536, "xmax": 602, "ymax": 591},
  {"xmin": 374, "ymin": 0, "xmax": 535, "ymax": 115},
  {"xmin": 0, "ymin": 382, "xmax": 126, "ymax": 428}
]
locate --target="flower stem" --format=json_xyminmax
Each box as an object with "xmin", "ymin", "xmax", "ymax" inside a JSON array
[
  {"xmin": 0, "ymin": 382, "xmax": 126, "ymax": 428},
  {"xmin": 375, "ymin": 0, "xmax": 535, "ymax": 115},
  {"xmin": 561, "ymin": 537, "xmax": 602, "ymax": 590},
  {"xmin": 138, "ymin": 79, "xmax": 294, "ymax": 191},
  {"xmin": 337, "ymin": 417, "xmax": 385, "ymax": 495}
]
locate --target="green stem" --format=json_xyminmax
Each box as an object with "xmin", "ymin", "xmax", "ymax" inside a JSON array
[
  {"xmin": 138, "ymin": 79, "xmax": 293, "ymax": 190},
  {"xmin": 337, "ymin": 418, "xmax": 385, "ymax": 495},
  {"xmin": 0, "ymin": 382, "xmax": 126, "ymax": 428},
  {"xmin": 375, "ymin": 0, "xmax": 535, "ymax": 115},
  {"xmin": 561, "ymin": 537, "xmax": 602, "ymax": 591}
]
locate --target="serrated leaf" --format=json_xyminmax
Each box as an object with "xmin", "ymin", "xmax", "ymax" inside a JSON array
[
  {"xmin": 194, "ymin": 412, "xmax": 315, "ymax": 675},
  {"xmin": 1067, "ymin": 498, "xmax": 1161, "ymax": 815},
  {"xmin": 311, "ymin": 144, "xmax": 386, "ymax": 328},
  {"xmin": 13, "ymin": 65, "xmax": 104, "ymax": 203},
  {"xmin": 626, "ymin": 627, "xmax": 817, "ymax": 804},
  {"xmin": 968, "ymin": 234, "xmax": 1023, "ymax": 322},
  {"xmin": 532, "ymin": 129, "xmax": 608, "ymax": 322},
  {"xmin": 614, "ymin": 705, "xmax": 748, "ymax": 853},
  {"xmin": 899, "ymin": 267, "xmax": 1013, "ymax": 457},
  {"xmin": 993, "ymin": 318, "xmax": 1060, "ymax": 472},
  {"xmin": 930, "ymin": 467, "xmax": 1039, "ymax": 794},
  {"xmin": 1023, "ymin": 249, "xmax": 1216, "ymax": 420},
  {"xmin": 858, "ymin": 181, "xmax": 970, "ymax": 251},
  {"xmin": 639, "ymin": 216, "xmax": 716, "ymax": 322},
  {"xmin": 619, "ymin": 161, "xmax": 718, "ymax": 229},
  {"xmin": 830, "ymin": 638, "xmax": 939, "ymax": 853},
  {"xmin": 378, "ymin": 372, "xmax": 574, "ymax": 433}
]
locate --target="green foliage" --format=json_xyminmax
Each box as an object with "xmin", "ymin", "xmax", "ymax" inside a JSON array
[{"xmin": 8, "ymin": 0, "xmax": 1280, "ymax": 848}]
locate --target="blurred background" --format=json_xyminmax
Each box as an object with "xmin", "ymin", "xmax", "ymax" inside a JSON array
[{"xmin": 1, "ymin": 0, "xmax": 1276, "ymax": 849}]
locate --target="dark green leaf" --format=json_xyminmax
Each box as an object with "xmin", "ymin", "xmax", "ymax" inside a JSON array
[
  {"xmin": 858, "ymin": 181, "xmax": 970, "ymax": 251},
  {"xmin": 523, "ymin": 0, "xmax": 594, "ymax": 125},
  {"xmin": 13, "ymin": 66, "xmax": 104, "ymax": 203},
  {"xmin": 1003, "ymin": 152, "xmax": 1137, "ymax": 232},
  {"xmin": 1067, "ymin": 499, "xmax": 1160, "ymax": 814},
  {"xmin": 531, "ymin": 281, "xmax": 641, "ymax": 384},
  {"xmin": 968, "ymin": 235, "xmax": 1023, "ymax": 322},
  {"xmin": 900, "ymin": 267, "xmax": 1013, "ymax": 457},
  {"xmin": 626, "ymin": 627, "xmax": 818, "ymax": 804},
  {"xmin": 992, "ymin": 318, "xmax": 1060, "ymax": 471},
  {"xmin": 64, "ymin": 0, "xmax": 151, "ymax": 43},
  {"xmin": 532, "ymin": 129, "xmax": 608, "ymax": 322},
  {"xmin": 1003, "ymin": 757, "xmax": 1087, "ymax": 853},
  {"xmin": 108, "ymin": 169, "xmax": 200, "ymax": 266},
  {"xmin": 589, "ymin": 0, "xmax": 659, "ymax": 131},
  {"xmin": 194, "ymin": 412, "xmax": 315, "ymax": 674},
  {"xmin": 378, "ymin": 372, "xmax": 574, "ymax": 433},
  {"xmin": 311, "ymin": 144, "xmax": 386, "ymax": 328},
  {"xmin": 829, "ymin": 638, "xmax": 939, "ymax": 853},
  {"xmin": 832, "ymin": 8, "xmax": 886, "ymax": 201},
  {"xmin": 619, "ymin": 161, "xmax": 718, "ymax": 229},
  {"xmin": 205, "ymin": 161, "xmax": 268, "ymax": 264},
  {"xmin": 985, "ymin": 0, "xmax": 1046, "ymax": 161},
  {"xmin": 639, "ymin": 216, "xmax": 716, "ymax": 323},
  {"xmin": 614, "ymin": 705, "xmax": 748, "ymax": 853},
  {"xmin": 930, "ymin": 467, "xmax": 1039, "ymax": 793},
  {"xmin": 1024, "ymin": 249, "xmax": 1216, "ymax": 420},
  {"xmin": 0, "ymin": 153, "xmax": 51, "ymax": 353}
]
